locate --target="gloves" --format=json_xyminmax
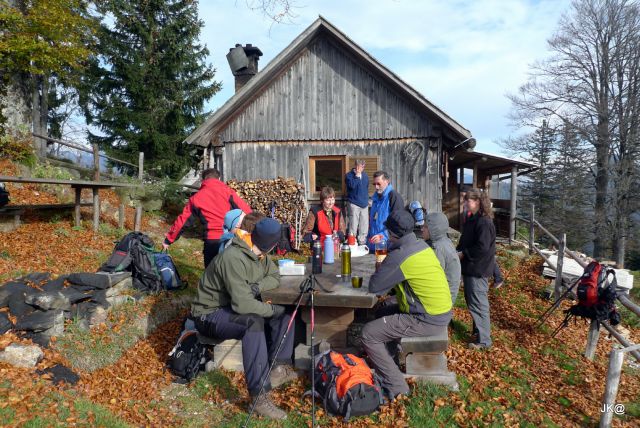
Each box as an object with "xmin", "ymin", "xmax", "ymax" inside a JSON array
[
  {"xmin": 271, "ymin": 304, "xmax": 286, "ymax": 318},
  {"xmin": 249, "ymin": 283, "xmax": 261, "ymax": 299}
]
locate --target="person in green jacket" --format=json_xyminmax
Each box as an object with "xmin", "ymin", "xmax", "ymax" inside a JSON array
[
  {"xmin": 362, "ymin": 209, "xmax": 452, "ymax": 399},
  {"xmin": 192, "ymin": 218, "xmax": 298, "ymax": 420}
]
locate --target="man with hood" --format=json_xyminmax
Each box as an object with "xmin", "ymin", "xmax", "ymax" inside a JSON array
[
  {"xmin": 192, "ymin": 218, "xmax": 298, "ymax": 420},
  {"xmin": 163, "ymin": 168, "xmax": 252, "ymax": 268},
  {"xmin": 367, "ymin": 171, "xmax": 404, "ymax": 246},
  {"xmin": 362, "ymin": 210, "xmax": 452, "ymax": 399},
  {"xmin": 423, "ymin": 212, "xmax": 462, "ymax": 304}
]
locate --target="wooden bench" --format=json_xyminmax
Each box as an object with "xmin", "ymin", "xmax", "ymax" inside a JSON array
[
  {"xmin": 399, "ymin": 327, "xmax": 458, "ymax": 390},
  {"xmin": 0, "ymin": 203, "xmax": 93, "ymax": 227},
  {"xmin": 0, "ymin": 176, "xmax": 139, "ymax": 231}
]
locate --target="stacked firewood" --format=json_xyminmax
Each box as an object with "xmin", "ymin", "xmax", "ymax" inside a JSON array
[{"xmin": 226, "ymin": 177, "xmax": 308, "ymax": 248}]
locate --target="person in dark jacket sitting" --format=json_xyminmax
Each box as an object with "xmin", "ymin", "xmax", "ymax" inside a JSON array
[
  {"xmin": 192, "ymin": 218, "xmax": 298, "ymax": 420},
  {"xmin": 456, "ymin": 188, "xmax": 496, "ymax": 349},
  {"xmin": 302, "ymin": 186, "xmax": 346, "ymax": 243}
]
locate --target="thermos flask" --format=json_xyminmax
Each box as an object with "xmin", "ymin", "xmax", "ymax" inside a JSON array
[
  {"xmin": 312, "ymin": 240, "xmax": 323, "ymax": 274},
  {"xmin": 323, "ymin": 235, "xmax": 335, "ymax": 264},
  {"xmin": 341, "ymin": 242, "xmax": 351, "ymax": 281}
]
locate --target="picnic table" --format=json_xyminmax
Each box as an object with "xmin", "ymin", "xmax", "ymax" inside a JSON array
[
  {"xmin": 0, "ymin": 175, "xmax": 138, "ymax": 231},
  {"xmin": 262, "ymin": 254, "xmax": 378, "ymax": 349}
]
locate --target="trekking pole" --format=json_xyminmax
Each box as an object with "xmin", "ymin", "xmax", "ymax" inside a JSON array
[
  {"xmin": 243, "ymin": 283, "xmax": 309, "ymax": 428},
  {"xmin": 534, "ymin": 277, "xmax": 581, "ymax": 330},
  {"xmin": 310, "ymin": 275, "xmax": 316, "ymax": 428}
]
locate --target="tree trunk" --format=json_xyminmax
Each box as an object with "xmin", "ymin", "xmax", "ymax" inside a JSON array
[{"xmin": 31, "ymin": 74, "xmax": 46, "ymax": 156}]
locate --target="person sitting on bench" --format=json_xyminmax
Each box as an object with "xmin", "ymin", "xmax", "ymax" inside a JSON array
[
  {"xmin": 361, "ymin": 209, "xmax": 452, "ymax": 399},
  {"xmin": 191, "ymin": 218, "xmax": 298, "ymax": 420}
]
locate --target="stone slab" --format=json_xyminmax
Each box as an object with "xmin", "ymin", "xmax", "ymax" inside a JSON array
[
  {"xmin": 404, "ymin": 353, "xmax": 449, "ymax": 374},
  {"xmin": 405, "ymin": 371, "xmax": 459, "ymax": 391},
  {"xmin": 211, "ymin": 340, "xmax": 244, "ymax": 372}
]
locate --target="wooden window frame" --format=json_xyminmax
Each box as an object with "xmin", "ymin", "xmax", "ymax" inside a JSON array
[{"xmin": 309, "ymin": 155, "xmax": 347, "ymax": 200}]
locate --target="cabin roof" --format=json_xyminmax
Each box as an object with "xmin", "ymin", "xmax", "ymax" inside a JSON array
[{"xmin": 185, "ymin": 16, "xmax": 471, "ymax": 147}]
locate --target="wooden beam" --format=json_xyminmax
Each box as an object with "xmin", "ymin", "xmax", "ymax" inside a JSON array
[{"xmin": 509, "ymin": 166, "xmax": 517, "ymax": 243}]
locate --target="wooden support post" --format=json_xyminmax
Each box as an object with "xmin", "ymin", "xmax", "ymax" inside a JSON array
[
  {"xmin": 601, "ymin": 321, "xmax": 640, "ymax": 362},
  {"xmin": 92, "ymin": 188, "xmax": 100, "ymax": 232},
  {"xmin": 509, "ymin": 166, "xmax": 517, "ymax": 243},
  {"xmin": 585, "ymin": 319, "xmax": 600, "ymax": 360},
  {"xmin": 134, "ymin": 152, "xmax": 143, "ymax": 232},
  {"xmin": 599, "ymin": 349, "xmax": 624, "ymax": 428},
  {"xmin": 529, "ymin": 204, "xmax": 535, "ymax": 254},
  {"xmin": 92, "ymin": 143, "xmax": 100, "ymax": 181},
  {"xmin": 74, "ymin": 187, "xmax": 82, "ymax": 228},
  {"xmin": 118, "ymin": 203, "xmax": 125, "ymax": 230},
  {"xmin": 554, "ymin": 233, "xmax": 565, "ymax": 301}
]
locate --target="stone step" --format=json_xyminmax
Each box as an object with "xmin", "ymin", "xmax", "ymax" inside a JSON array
[
  {"xmin": 405, "ymin": 353, "xmax": 449, "ymax": 374},
  {"xmin": 210, "ymin": 340, "xmax": 244, "ymax": 372}
]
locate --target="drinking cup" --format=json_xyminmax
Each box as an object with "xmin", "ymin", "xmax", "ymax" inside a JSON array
[{"xmin": 351, "ymin": 276, "xmax": 363, "ymax": 288}]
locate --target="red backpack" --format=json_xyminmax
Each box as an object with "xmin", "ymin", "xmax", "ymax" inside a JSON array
[
  {"xmin": 569, "ymin": 261, "xmax": 619, "ymax": 324},
  {"xmin": 312, "ymin": 351, "xmax": 382, "ymax": 420}
]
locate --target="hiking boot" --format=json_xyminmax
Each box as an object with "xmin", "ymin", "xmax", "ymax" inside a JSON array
[
  {"xmin": 468, "ymin": 342, "xmax": 490, "ymax": 350},
  {"xmin": 250, "ymin": 393, "xmax": 287, "ymax": 420},
  {"xmin": 270, "ymin": 364, "xmax": 299, "ymax": 388},
  {"xmin": 492, "ymin": 281, "xmax": 503, "ymax": 289}
]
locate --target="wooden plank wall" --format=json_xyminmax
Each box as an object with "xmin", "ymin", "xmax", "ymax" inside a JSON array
[
  {"xmin": 219, "ymin": 36, "xmax": 435, "ymax": 142},
  {"xmin": 222, "ymin": 139, "xmax": 442, "ymax": 211}
]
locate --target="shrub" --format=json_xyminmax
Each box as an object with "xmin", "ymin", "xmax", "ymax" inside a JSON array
[{"xmin": 0, "ymin": 128, "xmax": 36, "ymax": 166}]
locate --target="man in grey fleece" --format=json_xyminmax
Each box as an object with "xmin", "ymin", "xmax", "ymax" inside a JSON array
[{"xmin": 422, "ymin": 212, "xmax": 461, "ymax": 304}]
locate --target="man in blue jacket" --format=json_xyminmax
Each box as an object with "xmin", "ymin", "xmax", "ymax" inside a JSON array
[
  {"xmin": 367, "ymin": 171, "xmax": 404, "ymax": 245},
  {"xmin": 345, "ymin": 159, "xmax": 369, "ymax": 244}
]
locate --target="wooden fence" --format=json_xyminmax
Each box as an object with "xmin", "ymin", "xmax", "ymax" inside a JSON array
[{"xmin": 514, "ymin": 204, "xmax": 639, "ymax": 428}]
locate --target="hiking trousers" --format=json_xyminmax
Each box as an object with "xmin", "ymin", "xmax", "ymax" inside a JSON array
[
  {"xmin": 463, "ymin": 275, "xmax": 492, "ymax": 347},
  {"xmin": 194, "ymin": 306, "xmax": 294, "ymax": 396},
  {"xmin": 361, "ymin": 308, "xmax": 445, "ymax": 398},
  {"xmin": 347, "ymin": 202, "xmax": 369, "ymax": 245}
]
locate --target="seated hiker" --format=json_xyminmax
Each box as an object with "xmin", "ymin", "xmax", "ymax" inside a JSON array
[
  {"xmin": 362, "ymin": 210, "xmax": 452, "ymax": 399},
  {"xmin": 423, "ymin": 212, "xmax": 462, "ymax": 304},
  {"xmin": 218, "ymin": 209, "xmax": 246, "ymax": 254},
  {"xmin": 235, "ymin": 211, "xmax": 265, "ymax": 248},
  {"xmin": 191, "ymin": 218, "xmax": 298, "ymax": 420},
  {"xmin": 302, "ymin": 186, "xmax": 346, "ymax": 243}
]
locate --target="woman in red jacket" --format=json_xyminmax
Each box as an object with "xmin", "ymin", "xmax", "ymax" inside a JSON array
[{"xmin": 302, "ymin": 186, "xmax": 346, "ymax": 243}]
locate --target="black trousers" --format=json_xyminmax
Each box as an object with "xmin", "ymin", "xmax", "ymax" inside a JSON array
[
  {"xmin": 203, "ymin": 239, "xmax": 221, "ymax": 268},
  {"xmin": 194, "ymin": 307, "xmax": 294, "ymax": 396}
]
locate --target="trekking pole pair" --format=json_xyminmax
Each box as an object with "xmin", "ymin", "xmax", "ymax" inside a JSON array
[{"xmin": 534, "ymin": 276, "xmax": 580, "ymax": 330}]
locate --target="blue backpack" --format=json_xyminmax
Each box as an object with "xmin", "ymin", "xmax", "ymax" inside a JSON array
[{"xmin": 154, "ymin": 252, "xmax": 185, "ymax": 290}]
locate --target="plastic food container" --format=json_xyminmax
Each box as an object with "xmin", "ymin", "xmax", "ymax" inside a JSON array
[
  {"xmin": 279, "ymin": 264, "xmax": 306, "ymax": 276},
  {"xmin": 278, "ymin": 259, "xmax": 295, "ymax": 267}
]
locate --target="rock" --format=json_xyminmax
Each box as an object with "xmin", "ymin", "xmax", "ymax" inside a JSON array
[
  {"xmin": 15, "ymin": 310, "xmax": 64, "ymax": 333},
  {"xmin": 106, "ymin": 295, "xmax": 134, "ymax": 307},
  {"xmin": 0, "ymin": 312, "xmax": 13, "ymax": 334},
  {"xmin": 105, "ymin": 277, "xmax": 133, "ymax": 298},
  {"xmin": 88, "ymin": 306, "xmax": 108, "ymax": 328},
  {"xmin": 0, "ymin": 343, "xmax": 44, "ymax": 368},
  {"xmin": 25, "ymin": 291, "xmax": 71, "ymax": 311}
]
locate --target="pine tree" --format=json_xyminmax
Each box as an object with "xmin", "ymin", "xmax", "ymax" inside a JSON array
[{"xmin": 83, "ymin": 0, "xmax": 220, "ymax": 178}]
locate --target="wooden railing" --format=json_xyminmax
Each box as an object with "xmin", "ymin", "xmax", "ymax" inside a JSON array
[{"xmin": 514, "ymin": 204, "xmax": 639, "ymax": 428}]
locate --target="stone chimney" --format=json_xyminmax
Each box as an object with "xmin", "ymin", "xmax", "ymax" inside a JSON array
[{"xmin": 226, "ymin": 44, "xmax": 263, "ymax": 92}]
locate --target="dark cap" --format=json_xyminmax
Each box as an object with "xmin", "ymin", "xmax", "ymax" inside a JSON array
[
  {"xmin": 251, "ymin": 218, "xmax": 281, "ymax": 252},
  {"xmin": 384, "ymin": 209, "xmax": 415, "ymax": 238}
]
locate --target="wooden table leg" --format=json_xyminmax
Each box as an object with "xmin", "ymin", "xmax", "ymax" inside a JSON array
[
  {"xmin": 93, "ymin": 188, "xmax": 100, "ymax": 232},
  {"xmin": 118, "ymin": 203, "xmax": 125, "ymax": 229},
  {"xmin": 74, "ymin": 187, "xmax": 82, "ymax": 228},
  {"xmin": 300, "ymin": 306, "xmax": 355, "ymax": 349}
]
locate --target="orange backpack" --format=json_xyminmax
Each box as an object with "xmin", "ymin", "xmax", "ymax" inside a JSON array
[{"xmin": 313, "ymin": 351, "xmax": 382, "ymax": 420}]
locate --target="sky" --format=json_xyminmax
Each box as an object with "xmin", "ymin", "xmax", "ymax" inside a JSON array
[{"xmin": 196, "ymin": 0, "xmax": 572, "ymax": 156}]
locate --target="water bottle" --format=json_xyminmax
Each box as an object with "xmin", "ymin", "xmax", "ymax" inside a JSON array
[
  {"xmin": 341, "ymin": 242, "xmax": 351, "ymax": 281},
  {"xmin": 312, "ymin": 240, "xmax": 323, "ymax": 274},
  {"xmin": 323, "ymin": 234, "xmax": 334, "ymax": 264}
]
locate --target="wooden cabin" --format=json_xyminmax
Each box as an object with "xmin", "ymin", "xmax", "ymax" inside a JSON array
[{"xmin": 184, "ymin": 17, "xmax": 535, "ymax": 238}]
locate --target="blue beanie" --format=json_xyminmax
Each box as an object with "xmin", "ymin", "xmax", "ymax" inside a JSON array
[
  {"xmin": 223, "ymin": 209, "xmax": 244, "ymax": 233},
  {"xmin": 251, "ymin": 218, "xmax": 281, "ymax": 252}
]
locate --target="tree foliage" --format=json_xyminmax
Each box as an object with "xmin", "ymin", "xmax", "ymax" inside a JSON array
[
  {"xmin": 508, "ymin": 0, "xmax": 640, "ymax": 264},
  {"xmin": 81, "ymin": 0, "xmax": 221, "ymax": 179},
  {"xmin": 0, "ymin": 0, "xmax": 94, "ymax": 76}
]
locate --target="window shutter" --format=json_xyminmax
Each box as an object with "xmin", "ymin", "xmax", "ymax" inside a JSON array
[{"xmin": 346, "ymin": 155, "xmax": 380, "ymax": 195}]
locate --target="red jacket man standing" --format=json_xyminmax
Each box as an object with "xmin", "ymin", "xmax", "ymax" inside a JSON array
[{"xmin": 163, "ymin": 168, "xmax": 252, "ymax": 267}]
